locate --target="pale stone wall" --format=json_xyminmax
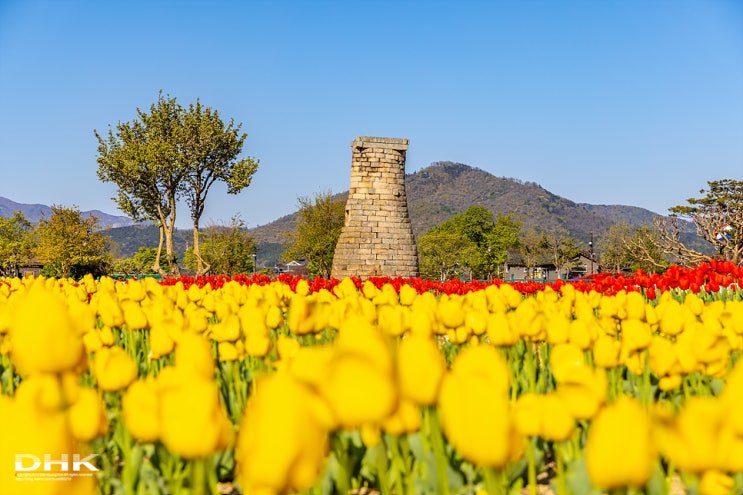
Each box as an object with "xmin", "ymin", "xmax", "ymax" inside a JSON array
[{"xmin": 331, "ymin": 136, "xmax": 419, "ymax": 279}]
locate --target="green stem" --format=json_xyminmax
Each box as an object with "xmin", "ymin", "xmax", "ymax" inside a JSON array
[
  {"xmin": 482, "ymin": 466, "xmax": 505, "ymax": 495},
  {"xmin": 1, "ymin": 353, "xmax": 14, "ymax": 395},
  {"xmin": 331, "ymin": 434, "xmax": 351, "ymax": 495},
  {"xmin": 399, "ymin": 436, "xmax": 416, "ymax": 495},
  {"xmin": 190, "ymin": 457, "xmax": 207, "ymax": 495},
  {"xmin": 231, "ymin": 360, "xmax": 246, "ymax": 418},
  {"xmin": 525, "ymin": 342, "xmax": 537, "ymax": 393},
  {"xmin": 642, "ymin": 350, "xmax": 652, "ymax": 408},
  {"xmin": 554, "ymin": 442, "xmax": 568, "ymax": 495},
  {"xmin": 375, "ymin": 436, "xmax": 391, "ymax": 495},
  {"xmin": 426, "ymin": 408, "xmax": 451, "ymax": 495},
  {"xmin": 526, "ymin": 437, "xmax": 537, "ymax": 495}
]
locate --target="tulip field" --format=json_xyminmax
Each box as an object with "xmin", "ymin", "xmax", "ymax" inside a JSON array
[{"xmin": 1, "ymin": 260, "xmax": 743, "ymax": 495}]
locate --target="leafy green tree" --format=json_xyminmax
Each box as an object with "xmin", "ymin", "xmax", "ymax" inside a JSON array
[
  {"xmin": 629, "ymin": 226, "xmax": 670, "ymax": 273},
  {"xmin": 184, "ymin": 216, "xmax": 255, "ymax": 275},
  {"xmin": 481, "ymin": 214, "xmax": 522, "ymax": 280},
  {"xmin": 518, "ymin": 228, "xmax": 548, "ymax": 280},
  {"xmin": 655, "ymin": 179, "xmax": 743, "ymax": 265},
  {"xmin": 543, "ymin": 228, "xmax": 582, "ymax": 279},
  {"xmin": 112, "ymin": 258, "xmax": 138, "ymax": 279},
  {"xmin": 113, "ymin": 247, "xmax": 160, "ymax": 278},
  {"xmin": 35, "ymin": 205, "xmax": 111, "ymax": 279},
  {"xmin": 423, "ymin": 206, "xmax": 521, "ymax": 280},
  {"xmin": 418, "ymin": 231, "xmax": 478, "ymax": 281},
  {"xmin": 96, "ymin": 92, "xmax": 184, "ymax": 276},
  {"xmin": 283, "ymin": 191, "xmax": 345, "ymax": 279},
  {"xmin": 180, "ymin": 100, "xmax": 259, "ymax": 276},
  {"xmin": 96, "ymin": 92, "xmax": 259, "ymax": 277},
  {"xmin": 597, "ymin": 223, "xmax": 636, "ymax": 273},
  {"xmin": 0, "ymin": 211, "xmax": 35, "ymax": 277},
  {"xmin": 598, "ymin": 223, "xmax": 669, "ymax": 274}
]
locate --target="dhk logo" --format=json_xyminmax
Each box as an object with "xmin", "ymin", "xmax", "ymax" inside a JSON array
[{"xmin": 15, "ymin": 454, "xmax": 100, "ymax": 472}]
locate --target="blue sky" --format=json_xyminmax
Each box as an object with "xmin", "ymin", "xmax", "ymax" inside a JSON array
[{"xmin": 1, "ymin": 0, "xmax": 741, "ymax": 230}]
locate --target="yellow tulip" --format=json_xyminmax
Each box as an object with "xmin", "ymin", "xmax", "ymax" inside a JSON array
[
  {"xmin": 82, "ymin": 328, "xmax": 103, "ymax": 354},
  {"xmin": 174, "ymin": 332, "xmax": 215, "ymax": 380},
  {"xmin": 465, "ymin": 308, "xmax": 488, "ymax": 336},
  {"xmin": 93, "ymin": 346, "xmax": 138, "ymax": 392},
  {"xmin": 657, "ymin": 299, "xmax": 688, "ymax": 336},
  {"xmin": 657, "ymin": 397, "xmax": 728, "ymax": 473},
  {"xmin": 287, "ymin": 294, "xmax": 315, "ymax": 335},
  {"xmin": 210, "ymin": 312, "xmax": 242, "ymax": 342},
  {"xmin": 399, "ymin": 284, "xmax": 418, "ymax": 306},
  {"xmin": 148, "ymin": 320, "xmax": 176, "ymax": 359},
  {"xmin": 592, "ymin": 335, "xmax": 621, "ymax": 368},
  {"xmin": 67, "ymin": 387, "xmax": 107, "ymax": 441},
  {"xmin": 437, "ymin": 295, "xmax": 465, "ymax": 329},
  {"xmin": 121, "ymin": 300, "xmax": 148, "ymax": 330},
  {"xmin": 217, "ymin": 341, "xmax": 243, "ymax": 362},
  {"xmin": 99, "ymin": 325, "xmax": 115, "ymax": 346},
  {"xmin": 9, "ymin": 284, "xmax": 85, "ymax": 376},
  {"xmin": 160, "ymin": 377, "xmax": 233, "ymax": 459},
  {"xmin": 550, "ymin": 342, "xmax": 586, "ymax": 383},
  {"xmin": 486, "ymin": 311, "xmax": 519, "ymax": 347},
  {"xmin": 586, "ymin": 397, "xmax": 656, "ymax": 489},
  {"xmin": 319, "ymin": 352, "xmax": 397, "ymax": 428},
  {"xmin": 265, "ymin": 304, "xmax": 284, "ymax": 329},
  {"xmin": 382, "ymin": 398, "xmax": 422, "ymax": 436},
  {"xmin": 620, "ymin": 318, "xmax": 652, "ymax": 353},
  {"xmin": 95, "ymin": 290, "xmax": 124, "ymax": 328},
  {"xmin": 623, "ymin": 291, "xmax": 647, "ymax": 321},
  {"xmin": 437, "ymin": 345, "xmax": 511, "ymax": 467},
  {"xmin": 544, "ymin": 310, "xmax": 570, "ymax": 344},
  {"xmin": 648, "ymin": 335, "xmax": 676, "ymax": 377},
  {"xmin": 122, "ymin": 378, "xmax": 161, "ymax": 442},
  {"xmin": 698, "ymin": 470, "xmax": 734, "ymax": 495},
  {"xmin": 378, "ymin": 304, "xmax": 408, "ymax": 336},
  {"xmin": 0, "ymin": 377, "xmax": 97, "ymax": 495},
  {"xmin": 512, "ymin": 392, "xmax": 574, "ymax": 441},
  {"xmin": 184, "ymin": 303, "xmax": 209, "ymax": 333},
  {"xmin": 237, "ymin": 371, "xmax": 330, "ymax": 494},
  {"xmin": 396, "ymin": 334, "xmax": 446, "ymax": 406}
]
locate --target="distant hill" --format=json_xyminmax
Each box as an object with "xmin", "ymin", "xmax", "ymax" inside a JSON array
[
  {"xmin": 249, "ymin": 161, "xmax": 670, "ymax": 248},
  {"xmin": 40, "ymin": 161, "xmax": 706, "ymax": 266},
  {"xmin": 0, "ymin": 196, "xmax": 136, "ymax": 228},
  {"xmin": 104, "ymin": 224, "xmax": 191, "ymax": 260}
]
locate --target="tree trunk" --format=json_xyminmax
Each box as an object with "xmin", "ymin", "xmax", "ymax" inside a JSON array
[
  {"xmin": 193, "ymin": 222, "xmax": 211, "ymax": 277},
  {"xmin": 153, "ymin": 224, "xmax": 167, "ymax": 277},
  {"xmin": 163, "ymin": 197, "xmax": 180, "ymax": 276}
]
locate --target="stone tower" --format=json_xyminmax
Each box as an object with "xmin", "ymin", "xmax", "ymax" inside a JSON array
[{"xmin": 331, "ymin": 136, "xmax": 419, "ymax": 279}]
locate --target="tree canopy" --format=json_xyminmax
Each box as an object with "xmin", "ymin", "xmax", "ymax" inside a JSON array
[
  {"xmin": 418, "ymin": 231, "xmax": 478, "ymax": 281},
  {"xmin": 35, "ymin": 205, "xmax": 111, "ymax": 279},
  {"xmin": 0, "ymin": 211, "xmax": 35, "ymax": 277},
  {"xmin": 655, "ymin": 179, "xmax": 743, "ymax": 266},
  {"xmin": 180, "ymin": 100, "xmax": 259, "ymax": 275},
  {"xmin": 418, "ymin": 206, "xmax": 521, "ymax": 281},
  {"xmin": 95, "ymin": 91, "xmax": 258, "ymax": 277},
  {"xmin": 282, "ymin": 191, "xmax": 345, "ymax": 279},
  {"xmin": 597, "ymin": 223, "xmax": 669, "ymax": 274},
  {"xmin": 184, "ymin": 216, "xmax": 256, "ymax": 276}
]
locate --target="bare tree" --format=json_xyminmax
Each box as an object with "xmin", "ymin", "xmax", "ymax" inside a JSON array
[{"xmin": 651, "ymin": 179, "xmax": 743, "ymax": 266}]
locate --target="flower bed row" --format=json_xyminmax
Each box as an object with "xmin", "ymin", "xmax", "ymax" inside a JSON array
[{"xmin": 0, "ymin": 263, "xmax": 742, "ymax": 495}]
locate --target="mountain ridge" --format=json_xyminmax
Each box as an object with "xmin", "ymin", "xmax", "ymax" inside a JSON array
[
  {"xmin": 249, "ymin": 161, "xmax": 665, "ymax": 247},
  {"xmin": 2, "ymin": 162, "xmax": 683, "ymax": 264},
  {"xmin": 0, "ymin": 196, "xmax": 136, "ymax": 228}
]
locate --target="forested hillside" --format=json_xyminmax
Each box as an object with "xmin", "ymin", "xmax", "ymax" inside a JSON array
[{"xmin": 105, "ymin": 162, "xmax": 690, "ymax": 265}]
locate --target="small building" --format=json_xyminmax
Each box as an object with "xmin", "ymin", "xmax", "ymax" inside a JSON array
[
  {"xmin": 503, "ymin": 251, "xmax": 600, "ymax": 282},
  {"xmin": 12, "ymin": 257, "xmax": 43, "ymax": 278},
  {"xmin": 274, "ymin": 259, "xmax": 310, "ymax": 277}
]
